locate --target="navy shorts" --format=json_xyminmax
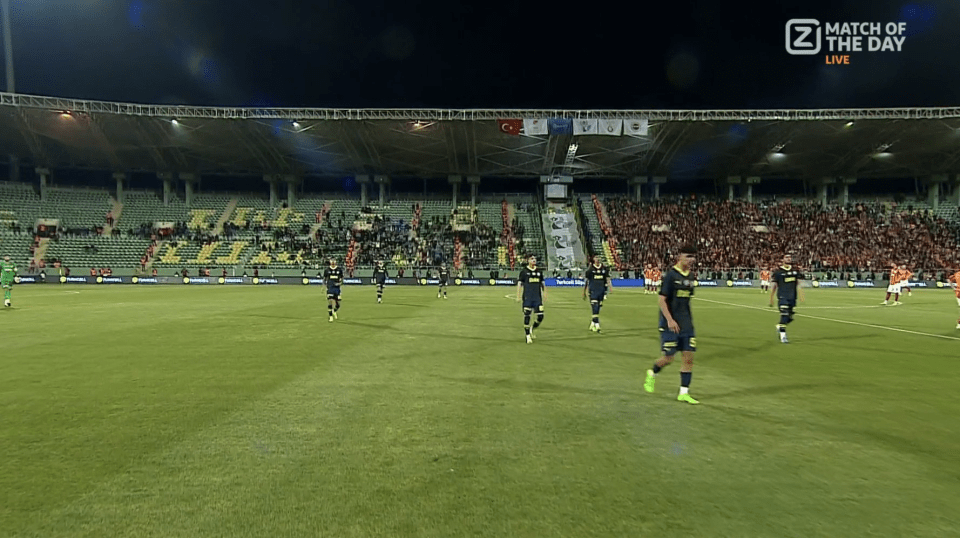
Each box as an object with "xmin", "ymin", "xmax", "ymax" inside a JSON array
[
  {"xmin": 327, "ymin": 287, "xmax": 341, "ymax": 300},
  {"xmin": 589, "ymin": 290, "xmax": 605, "ymax": 304},
  {"xmin": 522, "ymin": 300, "xmax": 544, "ymax": 313},
  {"xmin": 779, "ymin": 300, "xmax": 796, "ymax": 316},
  {"xmin": 659, "ymin": 328, "xmax": 696, "ymax": 355}
]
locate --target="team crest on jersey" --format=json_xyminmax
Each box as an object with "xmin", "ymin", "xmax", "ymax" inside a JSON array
[{"xmin": 682, "ymin": 279, "xmax": 691, "ymax": 287}]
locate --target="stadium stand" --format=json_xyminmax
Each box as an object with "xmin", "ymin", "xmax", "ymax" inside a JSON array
[
  {"xmin": 6, "ymin": 173, "xmax": 960, "ymax": 280},
  {"xmin": 596, "ymin": 195, "xmax": 960, "ymax": 278}
]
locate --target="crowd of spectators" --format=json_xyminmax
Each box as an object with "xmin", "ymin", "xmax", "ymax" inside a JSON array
[
  {"xmin": 600, "ymin": 196, "xmax": 960, "ymax": 276},
  {"xmin": 399, "ymin": 213, "xmax": 499, "ymax": 269}
]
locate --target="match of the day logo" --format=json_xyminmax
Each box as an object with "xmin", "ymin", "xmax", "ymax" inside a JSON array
[{"xmin": 786, "ymin": 19, "xmax": 907, "ymax": 63}]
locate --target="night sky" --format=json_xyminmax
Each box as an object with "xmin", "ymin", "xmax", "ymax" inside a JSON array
[{"xmin": 2, "ymin": 0, "xmax": 958, "ymax": 109}]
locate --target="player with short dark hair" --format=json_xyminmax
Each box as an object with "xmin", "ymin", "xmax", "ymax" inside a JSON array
[
  {"xmin": 759, "ymin": 268, "xmax": 772, "ymax": 293},
  {"xmin": 373, "ymin": 261, "xmax": 389, "ymax": 303},
  {"xmin": 517, "ymin": 255, "xmax": 546, "ymax": 344},
  {"xmin": 323, "ymin": 258, "xmax": 344, "ymax": 322},
  {"xmin": 438, "ymin": 265, "xmax": 449, "ymax": 299},
  {"xmin": 770, "ymin": 253, "xmax": 805, "ymax": 343},
  {"xmin": 882, "ymin": 264, "xmax": 902, "ymax": 306},
  {"xmin": 644, "ymin": 244, "xmax": 699, "ymax": 404},
  {"xmin": 583, "ymin": 254, "xmax": 611, "ymax": 333},
  {"xmin": 1, "ymin": 255, "xmax": 17, "ymax": 307},
  {"xmin": 898, "ymin": 263, "xmax": 913, "ymax": 298}
]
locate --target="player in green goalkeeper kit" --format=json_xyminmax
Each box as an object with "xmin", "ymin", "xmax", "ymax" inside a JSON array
[{"xmin": 1, "ymin": 256, "xmax": 17, "ymax": 307}]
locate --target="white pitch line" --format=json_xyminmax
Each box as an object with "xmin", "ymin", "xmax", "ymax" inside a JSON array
[
  {"xmin": 696, "ymin": 297, "xmax": 960, "ymax": 341},
  {"xmin": 793, "ymin": 305, "xmax": 883, "ymax": 310}
]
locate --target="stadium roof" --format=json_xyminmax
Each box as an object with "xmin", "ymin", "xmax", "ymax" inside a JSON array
[{"xmin": 3, "ymin": 92, "xmax": 960, "ymax": 181}]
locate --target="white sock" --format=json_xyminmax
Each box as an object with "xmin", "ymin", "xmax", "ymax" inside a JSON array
[{"xmin": 679, "ymin": 386, "xmax": 689, "ymax": 395}]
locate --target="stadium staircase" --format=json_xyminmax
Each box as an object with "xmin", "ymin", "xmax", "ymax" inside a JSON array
[
  {"xmin": 142, "ymin": 240, "xmax": 161, "ymax": 271},
  {"xmin": 213, "ymin": 198, "xmax": 238, "ymax": 235},
  {"xmin": 30, "ymin": 237, "xmax": 51, "ymax": 269},
  {"xmin": 589, "ymin": 195, "xmax": 622, "ymax": 269},
  {"xmin": 454, "ymin": 235, "xmax": 463, "ymax": 270},
  {"xmin": 103, "ymin": 198, "xmax": 123, "ymax": 236},
  {"xmin": 345, "ymin": 237, "xmax": 358, "ymax": 272},
  {"xmin": 309, "ymin": 202, "xmax": 332, "ymax": 237},
  {"xmin": 500, "ymin": 200, "xmax": 515, "ymax": 268}
]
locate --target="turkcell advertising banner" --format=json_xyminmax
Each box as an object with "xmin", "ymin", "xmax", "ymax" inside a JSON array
[
  {"xmin": 182, "ymin": 277, "xmax": 216, "ymax": 285},
  {"xmin": 546, "ymin": 278, "xmax": 586, "ymax": 287},
  {"xmin": 547, "ymin": 278, "xmax": 648, "ymax": 287},
  {"xmin": 14, "ymin": 275, "xmax": 952, "ymax": 289},
  {"xmin": 61, "ymin": 276, "xmax": 94, "ymax": 284}
]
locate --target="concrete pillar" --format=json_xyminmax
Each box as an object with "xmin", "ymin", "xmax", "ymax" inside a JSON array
[
  {"xmin": 181, "ymin": 173, "xmax": 196, "ymax": 208},
  {"xmin": 726, "ymin": 176, "xmax": 741, "ymax": 202},
  {"xmin": 112, "ymin": 172, "xmax": 126, "ymax": 203},
  {"xmin": 158, "ymin": 172, "xmax": 173, "ymax": 205},
  {"xmin": 375, "ymin": 175, "xmax": 390, "ymax": 207},
  {"xmin": 36, "ymin": 167, "xmax": 50, "ymax": 202},
  {"xmin": 953, "ymin": 175, "xmax": 960, "ymax": 206},
  {"xmin": 357, "ymin": 175, "xmax": 371, "ymax": 207},
  {"xmin": 468, "ymin": 176, "xmax": 481, "ymax": 208},
  {"xmin": 263, "ymin": 174, "xmax": 279, "ymax": 207},
  {"xmin": 448, "ymin": 175, "xmax": 462, "ymax": 207},
  {"xmin": 745, "ymin": 177, "xmax": 760, "ymax": 203},
  {"xmin": 284, "ymin": 175, "xmax": 299, "ymax": 207},
  {"xmin": 629, "ymin": 176, "xmax": 647, "ymax": 202},
  {"xmin": 927, "ymin": 175, "xmax": 947, "ymax": 211},
  {"xmin": 814, "ymin": 177, "xmax": 835, "ymax": 210},
  {"xmin": 838, "ymin": 177, "xmax": 856, "ymax": 206},
  {"xmin": 652, "ymin": 176, "xmax": 666, "ymax": 200},
  {"xmin": 9, "ymin": 156, "xmax": 19, "ymax": 182}
]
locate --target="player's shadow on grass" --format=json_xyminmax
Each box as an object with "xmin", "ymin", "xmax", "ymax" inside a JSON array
[{"xmin": 438, "ymin": 375, "xmax": 613, "ymax": 396}]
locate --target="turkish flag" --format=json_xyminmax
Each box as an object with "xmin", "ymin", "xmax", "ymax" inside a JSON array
[{"xmin": 497, "ymin": 119, "xmax": 522, "ymax": 135}]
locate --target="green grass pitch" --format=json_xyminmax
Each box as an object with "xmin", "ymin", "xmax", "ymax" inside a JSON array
[{"xmin": 2, "ymin": 285, "xmax": 959, "ymax": 537}]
